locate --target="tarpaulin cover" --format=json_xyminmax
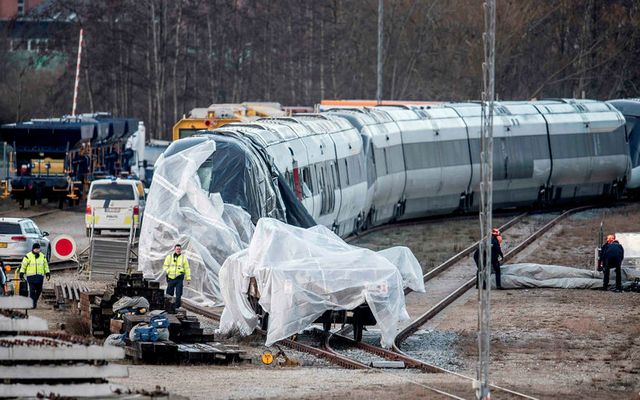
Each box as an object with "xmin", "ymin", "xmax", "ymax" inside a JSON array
[
  {"xmin": 208, "ymin": 131, "xmax": 315, "ymax": 227},
  {"xmin": 138, "ymin": 138, "xmax": 254, "ymax": 306},
  {"xmin": 498, "ymin": 263, "xmax": 640, "ymax": 289},
  {"xmin": 218, "ymin": 218, "xmax": 426, "ymax": 348}
]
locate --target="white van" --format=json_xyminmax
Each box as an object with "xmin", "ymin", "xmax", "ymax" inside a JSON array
[{"xmin": 85, "ymin": 179, "xmax": 145, "ymax": 236}]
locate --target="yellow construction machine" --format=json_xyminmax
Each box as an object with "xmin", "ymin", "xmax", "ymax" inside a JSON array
[{"xmin": 172, "ymin": 102, "xmax": 291, "ymax": 141}]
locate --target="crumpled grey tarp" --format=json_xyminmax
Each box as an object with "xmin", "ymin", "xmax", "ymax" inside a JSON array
[
  {"xmin": 497, "ymin": 263, "xmax": 640, "ymax": 289},
  {"xmin": 138, "ymin": 139, "xmax": 254, "ymax": 306},
  {"xmin": 112, "ymin": 296, "xmax": 150, "ymax": 312},
  {"xmin": 218, "ymin": 218, "xmax": 426, "ymax": 348}
]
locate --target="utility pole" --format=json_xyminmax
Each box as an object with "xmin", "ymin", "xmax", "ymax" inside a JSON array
[
  {"xmin": 376, "ymin": 0, "xmax": 383, "ymax": 104},
  {"xmin": 71, "ymin": 28, "xmax": 84, "ymax": 117},
  {"xmin": 477, "ymin": 0, "xmax": 496, "ymax": 399}
]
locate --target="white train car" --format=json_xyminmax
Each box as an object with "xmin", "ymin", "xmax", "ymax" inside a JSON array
[{"xmin": 161, "ymin": 99, "xmax": 631, "ymax": 238}]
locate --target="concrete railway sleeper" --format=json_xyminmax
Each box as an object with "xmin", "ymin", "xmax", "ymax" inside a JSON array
[{"xmin": 181, "ymin": 301, "xmax": 368, "ymax": 369}]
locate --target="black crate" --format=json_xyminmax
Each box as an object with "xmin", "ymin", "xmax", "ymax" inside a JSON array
[{"xmin": 147, "ymin": 280, "xmax": 160, "ymax": 289}]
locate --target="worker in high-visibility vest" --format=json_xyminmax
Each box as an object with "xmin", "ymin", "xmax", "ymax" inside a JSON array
[
  {"xmin": 19, "ymin": 243, "xmax": 50, "ymax": 308},
  {"xmin": 163, "ymin": 244, "xmax": 190, "ymax": 309}
]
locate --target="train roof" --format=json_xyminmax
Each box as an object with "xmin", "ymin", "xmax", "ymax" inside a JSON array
[
  {"xmin": 0, "ymin": 114, "xmax": 139, "ymax": 156},
  {"xmin": 608, "ymin": 99, "xmax": 640, "ymax": 117}
]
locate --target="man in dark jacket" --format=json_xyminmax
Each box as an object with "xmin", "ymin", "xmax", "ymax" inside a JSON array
[
  {"xmin": 598, "ymin": 235, "xmax": 615, "ymax": 271},
  {"xmin": 474, "ymin": 228, "xmax": 504, "ymax": 289},
  {"xmin": 602, "ymin": 235, "xmax": 624, "ymax": 292}
]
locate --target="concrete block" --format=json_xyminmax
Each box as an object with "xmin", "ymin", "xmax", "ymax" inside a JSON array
[
  {"xmin": 0, "ymin": 315, "xmax": 48, "ymax": 331},
  {"xmin": 0, "ymin": 296, "xmax": 34, "ymax": 309},
  {"xmin": 0, "ymin": 336, "xmax": 125, "ymax": 361},
  {"xmin": 0, "ymin": 383, "xmax": 126, "ymax": 397},
  {"xmin": 0, "ymin": 364, "xmax": 128, "ymax": 379},
  {"xmin": 369, "ymin": 360, "xmax": 405, "ymax": 368}
]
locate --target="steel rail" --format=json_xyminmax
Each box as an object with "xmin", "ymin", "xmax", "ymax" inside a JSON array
[
  {"xmin": 421, "ymin": 212, "xmax": 527, "ymax": 283},
  {"xmin": 181, "ymin": 300, "xmax": 368, "ymax": 369},
  {"xmin": 324, "ymin": 331, "xmax": 465, "ymax": 400},
  {"xmin": 345, "ymin": 210, "xmax": 523, "ymax": 244},
  {"xmin": 390, "ymin": 206, "xmax": 595, "ymax": 400}
]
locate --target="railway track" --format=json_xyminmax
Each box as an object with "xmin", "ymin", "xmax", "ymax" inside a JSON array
[
  {"xmin": 182, "ymin": 301, "xmax": 474, "ymax": 399},
  {"xmin": 319, "ymin": 208, "xmax": 593, "ymax": 399},
  {"xmin": 396, "ymin": 205, "xmax": 591, "ymax": 345},
  {"xmin": 184, "ymin": 206, "xmax": 595, "ymax": 399},
  {"xmin": 345, "ymin": 209, "xmax": 524, "ymax": 244}
]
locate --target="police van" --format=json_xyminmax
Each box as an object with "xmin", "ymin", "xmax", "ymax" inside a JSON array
[{"xmin": 85, "ymin": 178, "xmax": 145, "ymax": 236}]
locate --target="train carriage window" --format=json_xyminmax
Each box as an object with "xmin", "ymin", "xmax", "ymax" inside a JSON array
[
  {"xmin": 386, "ymin": 146, "xmax": 404, "ymax": 174},
  {"xmin": 318, "ymin": 164, "xmax": 330, "ymax": 215},
  {"xmin": 367, "ymin": 143, "xmax": 376, "ymax": 185},
  {"xmin": 382, "ymin": 148, "xmax": 389, "ymax": 174},
  {"xmin": 343, "ymin": 159, "xmax": 350, "ymax": 186},
  {"xmin": 374, "ymin": 146, "xmax": 388, "ymax": 176},
  {"xmin": 284, "ymin": 170, "xmax": 294, "ymax": 189},
  {"xmin": 301, "ymin": 167, "xmax": 313, "ymax": 198},
  {"xmin": 347, "ymin": 155, "xmax": 363, "ymax": 184},
  {"xmin": 329, "ymin": 161, "xmax": 339, "ymax": 189},
  {"xmin": 316, "ymin": 164, "xmax": 325, "ymax": 194},
  {"xmin": 196, "ymin": 158, "xmax": 213, "ymax": 193}
]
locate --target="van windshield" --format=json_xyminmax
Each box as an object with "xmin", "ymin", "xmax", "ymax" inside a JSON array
[{"xmin": 90, "ymin": 184, "xmax": 135, "ymax": 200}]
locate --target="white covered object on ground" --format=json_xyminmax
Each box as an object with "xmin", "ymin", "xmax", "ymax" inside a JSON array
[
  {"xmin": 138, "ymin": 139, "xmax": 254, "ymax": 306},
  {"xmin": 498, "ymin": 263, "xmax": 640, "ymax": 289},
  {"xmin": 615, "ymin": 233, "xmax": 640, "ymax": 266},
  {"xmin": 218, "ymin": 218, "xmax": 426, "ymax": 348}
]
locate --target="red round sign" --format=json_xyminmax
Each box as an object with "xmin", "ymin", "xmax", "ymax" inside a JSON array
[
  {"xmin": 51, "ymin": 235, "xmax": 77, "ymax": 260},
  {"xmin": 55, "ymin": 238, "xmax": 74, "ymax": 257}
]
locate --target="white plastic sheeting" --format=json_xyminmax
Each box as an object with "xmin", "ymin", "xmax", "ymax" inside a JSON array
[
  {"xmin": 138, "ymin": 139, "xmax": 254, "ymax": 306},
  {"xmin": 498, "ymin": 263, "xmax": 640, "ymax": 289},
  {"xmin": 615, "ymin": 233, "xmax": 640, "ymax": 266},
  {"xmin": 218, "ymin": 218, "xmax": 426, "ymax": 348}
]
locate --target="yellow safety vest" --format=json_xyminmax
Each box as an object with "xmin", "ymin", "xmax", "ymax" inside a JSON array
[
  {"xmin": 20, "ymin": 252, "xmax": 50, "ymax": 276},
  {"xmin": 163, "ymin": 253, "xmax": 190, "ymax": 280}
]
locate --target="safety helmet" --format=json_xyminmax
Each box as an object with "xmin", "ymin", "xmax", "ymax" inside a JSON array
[
  {"xmin": 3, "ymin": 265, "xmax": 10, "ymax": 272},
  {"xmin": 606, "ymin": 234, "xmax": 615, "ymax": 243}
]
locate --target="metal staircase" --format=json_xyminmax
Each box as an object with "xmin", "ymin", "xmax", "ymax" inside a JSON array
[{"xmin": 88, "ymin": 209, "xmax": 137, "ymax": 280}]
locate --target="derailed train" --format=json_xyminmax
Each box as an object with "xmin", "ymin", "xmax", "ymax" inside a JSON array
[{"xmin": 164, "ymin": 99, "xmax": 637, "ymax": 237}]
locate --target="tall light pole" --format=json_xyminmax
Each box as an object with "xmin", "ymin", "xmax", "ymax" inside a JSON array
[
  {"xmin": 376, "ymin": 0, "xmax": 383, "ymax": 104},
  {"xmin": 477, "ymin": 0, "xmax": 496, "ymax": 399}
]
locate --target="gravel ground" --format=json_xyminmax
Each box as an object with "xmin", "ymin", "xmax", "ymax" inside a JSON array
[
  {"xmin": 418, "ymin": 203, "xmax": 640, "ymax": 399},
  {"xmin": 400, "ymin": 329, "xmax": 466, "ymax": 371},
  {"xmin": 111, "ymin": 366, "xmax": 469, "ymax": 400},
  {"xmin": 330, "ymin": 340, "xmax": 391, "ymax": 366},
  {"xmin": 350, "ymin": 214, "xmax": 513, "ymax": 274}
]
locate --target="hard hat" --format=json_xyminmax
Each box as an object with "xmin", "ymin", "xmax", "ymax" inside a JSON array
[
  {"xmin": 607, "ymin": 234, "xmax": 615, "ymax": 243},
  {"xmin": 3, "ymin": 265, "xmax": 10, "ymax": 272}
]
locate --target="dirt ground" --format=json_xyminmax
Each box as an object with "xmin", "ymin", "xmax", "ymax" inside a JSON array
[
  {"xmin": 16, "ymin": 202, "xmax": 640, "ymax": 399},
  {"xmin": 351, "ymin": 214, "xmax": 513, "ymax": 274},
  {"xmin": 421, "ymin": 202, "xmax": 640, "ymax": 399}
]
